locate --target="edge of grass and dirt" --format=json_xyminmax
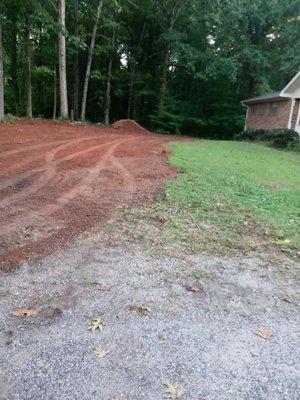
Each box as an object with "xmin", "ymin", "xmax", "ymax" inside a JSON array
[
  {"xmin": 1, "ymin": 135, "xmax": 299, "ymax": 400},
  {"xmin": 104, "ymin": 139, "xmax": 300, "ymax": 260}
]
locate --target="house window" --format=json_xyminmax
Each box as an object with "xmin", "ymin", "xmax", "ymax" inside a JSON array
[
  {"xmin": 258, "ymin": 104, "xmax": 266, "ymax": 115},
  {"xmin": 251, "ymin": 104, "xmax": 265, "ymax": 115},
  {"xmin": 270, "ymin": 102, "xmax": 278, "ymax": 116}
]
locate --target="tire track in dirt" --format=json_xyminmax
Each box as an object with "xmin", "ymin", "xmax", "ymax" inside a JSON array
[
  {"xmin": 0, "ymin": 137, "xmax": 134, "ymax": 235},
  {"xmin": 0, "ymin": 138, "xmax": 118, "ymax": 207},
  {"xmin": 0, "ymin": 139, "xmax": 69, "ymax": 158},
  {"xmin": 0, "ymin": 119, "xmax": 179, "ymax": 271},
  {"xmin": 0, "ymin": 140, "xmax": 95, "ymax": 191},
  {"xmin": 0, "ymin": 136, "xmax": 107, "ymax": 179},
  {"xmin": 0, "ymin": 137, "xmax": 138, "ymax": 271}
]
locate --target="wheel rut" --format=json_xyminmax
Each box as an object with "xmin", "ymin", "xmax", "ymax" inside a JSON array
[{"xmin": 0, "ymin": 119, "xmax": 179, "ymax": 271}]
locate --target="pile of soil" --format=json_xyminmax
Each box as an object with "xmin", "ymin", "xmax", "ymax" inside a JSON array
[{"xmin": 112, "ymin": 119, "xmax": 149, "ymax": 134}]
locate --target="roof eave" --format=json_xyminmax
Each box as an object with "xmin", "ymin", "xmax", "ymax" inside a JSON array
[{"xmin": 242, "ymin": 95, "xmax": 288, "ymax": 105}]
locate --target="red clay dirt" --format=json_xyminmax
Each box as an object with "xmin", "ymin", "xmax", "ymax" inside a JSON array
[{"xmin": 0, "ymin": 119, "xmax": 179, "ymax": 272}]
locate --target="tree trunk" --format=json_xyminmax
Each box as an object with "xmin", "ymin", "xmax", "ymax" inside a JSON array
[
  {"xmin": 127, "ymin": 22, "xmax": 146, "ymax": 119},
  {"xmin": 24, "ymin": 1, "xmax": 32, "ymax": 118},
  {"xmin": 0, "ymin": 21, "xmax": 4, "ymax": 122},
  {"xmin": 104, "ymin": 30, "xmax": 115, "ymax": 125},
  {"xmin": 80, "ymin": 0, "xmax": 104, "ymax": 121},
  {"xmin": 52, "ymin": 66, "xmax": 57, "ymax": 119},
  {"xmin": 159, "ymin": 40, "xmax": 170, "ymax": 112},
  {"xmin": 127, "ymin": 75, "xmax": 134, "ymax": 119},
  {"xmin": 58, "ymin": 0, "xmax": 69, "ymax": 119},
  {"xmin": 158, "ymin": 0, "xmax": 185, "ymax": 112},
  {"xmin": 11, "ymin": 15, "xmax": 20, "ymax": 116},
  {"xmin": 73, "ymin": 0, "xmax": 79, "ymax": 120}
]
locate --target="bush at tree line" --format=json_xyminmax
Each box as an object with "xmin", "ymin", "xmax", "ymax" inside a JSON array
[{"xmin": 234, "ymin": 129, "xmax": 300, "ymax": 151}]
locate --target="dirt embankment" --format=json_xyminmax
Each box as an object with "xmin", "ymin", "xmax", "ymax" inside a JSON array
[{"xmin": 0, "ymin": 119, "xmax": 178, "ymax": 271}]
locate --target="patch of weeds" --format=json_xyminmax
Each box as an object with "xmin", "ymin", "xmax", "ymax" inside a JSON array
[
  {"xmin": 187, "ymin": 269, "xmax": 211, "ymax": 280},
  {"xmin": 169, "ymin": 291, "xmax": 180, "ymax": 300},
  {"xmin": 3, "ymin": 114, "xmax": 15, "ymax": 123}
]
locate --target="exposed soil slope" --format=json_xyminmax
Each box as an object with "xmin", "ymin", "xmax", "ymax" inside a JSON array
[{"xmin": 0, "ymin": 119, "xmax": 177, "ymax": 271}]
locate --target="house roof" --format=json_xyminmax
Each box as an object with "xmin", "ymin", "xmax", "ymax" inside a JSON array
[
  {"xmin": 242, "ymin": 91, "xmax": 284, "ymax": 105},
  {"xmin": 281, "ymin": 71, "xmax": 300, "ymax": 98},
  {"xmin": 242, "ymin": 70, "xmax": 300, "ymax": 105}
]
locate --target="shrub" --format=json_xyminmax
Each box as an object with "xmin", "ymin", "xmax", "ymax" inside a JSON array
[
  {"xmin": 234, "ymin": 129, "xmax": 266, "ymax": 141},
  {"xmin": 234, "ymin": 128, "xmax": 299, "ymax": 149},
  {"xmin": 3, "ymin": 113, "xmax": 15, "ymax": 123}
]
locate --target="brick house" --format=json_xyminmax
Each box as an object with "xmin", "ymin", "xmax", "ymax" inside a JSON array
[{"xmin": 243, "ymin": 71, "xmax": 300, "ymax": 134}]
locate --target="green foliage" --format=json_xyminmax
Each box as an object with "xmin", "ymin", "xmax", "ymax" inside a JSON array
[
  {"xmin": 1, "ymin": 0, "xmax": 299, "ymax": 137},
  {"xmin": 235, "ymin": 129, "xmax": 299, "ymax": 149},
  {"xmin": 3, "ymin": 113, "xmax": 14, "ymax": 122}
]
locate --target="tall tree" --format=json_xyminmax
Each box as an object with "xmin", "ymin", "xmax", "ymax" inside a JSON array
[
  {"xmin": 0, "ymin": 19, "xmax": 4, "ymax": 122},
  {"xmin": 10, "ymin": 3, "xmax": 20, "ymax": 116},
  {"xmin": 73, "ymin": 0, "xmax": 79, "ymax": 120},
  {"xmin": 24, "ymin": 0, "xmax": 32, "ymax": 118},
  {"xmin": 104, "ymin": 28, "xmax": 115, "ymax": 125},
  {"xmin": 58, "ymin": 0, "xmax": 68, "ymax": 119},
  {"xmin": 80, "ymin": 0, "xmax": 104, "ymax": 121},
  {"xmin": 158, "ymin": 0, "xmax": 187, "ymax": 112},
  {"xmin": 0, "ymin": 0, "xmax": 298, "ymax": 136},
  {"xmin": 127, "ymin": 22, "xmax": 147, "ymax": 119}
]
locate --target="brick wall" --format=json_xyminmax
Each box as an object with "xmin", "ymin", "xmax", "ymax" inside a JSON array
[
  {"xmin": 291, "ymin": 100, "xmax": 300, "ymax": 130},
  {"xmin": 245, "ymin": 99, "xmax": 292, "ymax": 130}
]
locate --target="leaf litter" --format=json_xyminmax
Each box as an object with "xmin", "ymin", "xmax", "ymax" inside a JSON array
[
  {"xmin": 255, "ymin": 325, "xmax": 273, "ymax": 340},
  {"xmin": 94, "ymin": 347, "xmax": 110, "ymax": 358},
  {"xmin": 11, "ymin": 308, "xmax": 39, "ymax": 317},
  {"xmin": 162, "ymin": 379, "xmax": 183, "ymax": 399},
  {"xmin": 88, "ymin": 316, "xmax": 106, "ymax": 332}
]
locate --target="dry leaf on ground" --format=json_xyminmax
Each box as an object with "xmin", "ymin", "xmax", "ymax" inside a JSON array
[
  {"xmin": 97, "ymin": 284, "xmax": 111, "ymax": 292},
  {"xmin": 282, "ymin": 296, "xmax": 292, "ymax": 304},
  {"xmin": 88, "ymin": 316, "xmax": 106, "ymax": 332},
  {"xmin": 11, "ymin": 308, "xmax": 39, "ymax": 317},
  {"xmin": 185, "ymin": 285, "xmax": 203, "ymax": 293},
  {"xmin": 162, "ymin": 379, "xmax": 183, "ymax": 399},
  {"xmin": 255, "ymin": 325, "xmax": 273, "ymax": 340},
  {"xmin": 94, "ymin": 347, "xmax": 110, "ymax": 358},
  {"xmin": 129, "ymin": 304, "xmax": 152, "ymax": 316}
]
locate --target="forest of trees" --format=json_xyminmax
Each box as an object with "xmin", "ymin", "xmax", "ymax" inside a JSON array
[{"xmin": 0, "ymin": 0, "xmax": 299, "ymax": 137}]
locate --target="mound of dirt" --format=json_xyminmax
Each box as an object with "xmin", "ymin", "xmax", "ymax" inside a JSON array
[{"xmin": 112, "ymin": 119, "xmax": 150, "ymax": 134}]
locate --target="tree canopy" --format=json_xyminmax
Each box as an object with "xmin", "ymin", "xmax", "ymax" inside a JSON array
[{"xmin": 0, "ymin": 0, "xmax": 299, "ymax": 136}]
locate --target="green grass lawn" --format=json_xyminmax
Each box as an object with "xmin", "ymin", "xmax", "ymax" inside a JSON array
[
  {"xmin": 116, "ymin": 139, "xmax": 299, "ymax": 256},
  {"xmin": 162, "ymin": 140, "xmax": 300, "ymax": 254}
]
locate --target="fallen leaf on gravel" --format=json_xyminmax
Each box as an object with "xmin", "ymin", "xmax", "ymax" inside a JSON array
[
  {"xmin": 88, "ymin": 317, "xmax": 105, "ymax": 332},
  {"xmin": 11, "ymin": 308, "xmax": 39, "ymax": 317},
  {"xmin": 97, "ymin": 284, "xmax": 111, "ymax": 292},
  {"xmin": 53, "ymin": 268, "xmax": 61, "ymax": 276},
  {"xmin": 129, "ymin": 304, "xmax": 152, "ymax": 316},
  {"xmin": 185, "ymin": 285, "xmax": 203, "ymax": 293},
  {"xmin": 162, "ymin": 379, "xmax": 183, "ymax": 399},
  {"xmin": 255, "ymin": 325, "xmax": 273, "ymax": 340},
  {"xmin": 94, "ymin": 347, "xmax": 110, "ymax": 358},
  {"xmin": 282, "ymin": 297, "xmax": 292, "ymax": 304}
]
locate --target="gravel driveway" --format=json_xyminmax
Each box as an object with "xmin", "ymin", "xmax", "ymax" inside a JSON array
[{"xmin": 0, "ymin": 227, "xmax": 299, "ymax": 400}]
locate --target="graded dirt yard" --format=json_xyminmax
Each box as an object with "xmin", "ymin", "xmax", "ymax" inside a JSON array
[
  {"xmin": 0, "ymin": 119, "xmax": 177, "ymax": 271},
  {"xmin": 0, "ymin": 121, "xmax": 299, "ymax": 400}
]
